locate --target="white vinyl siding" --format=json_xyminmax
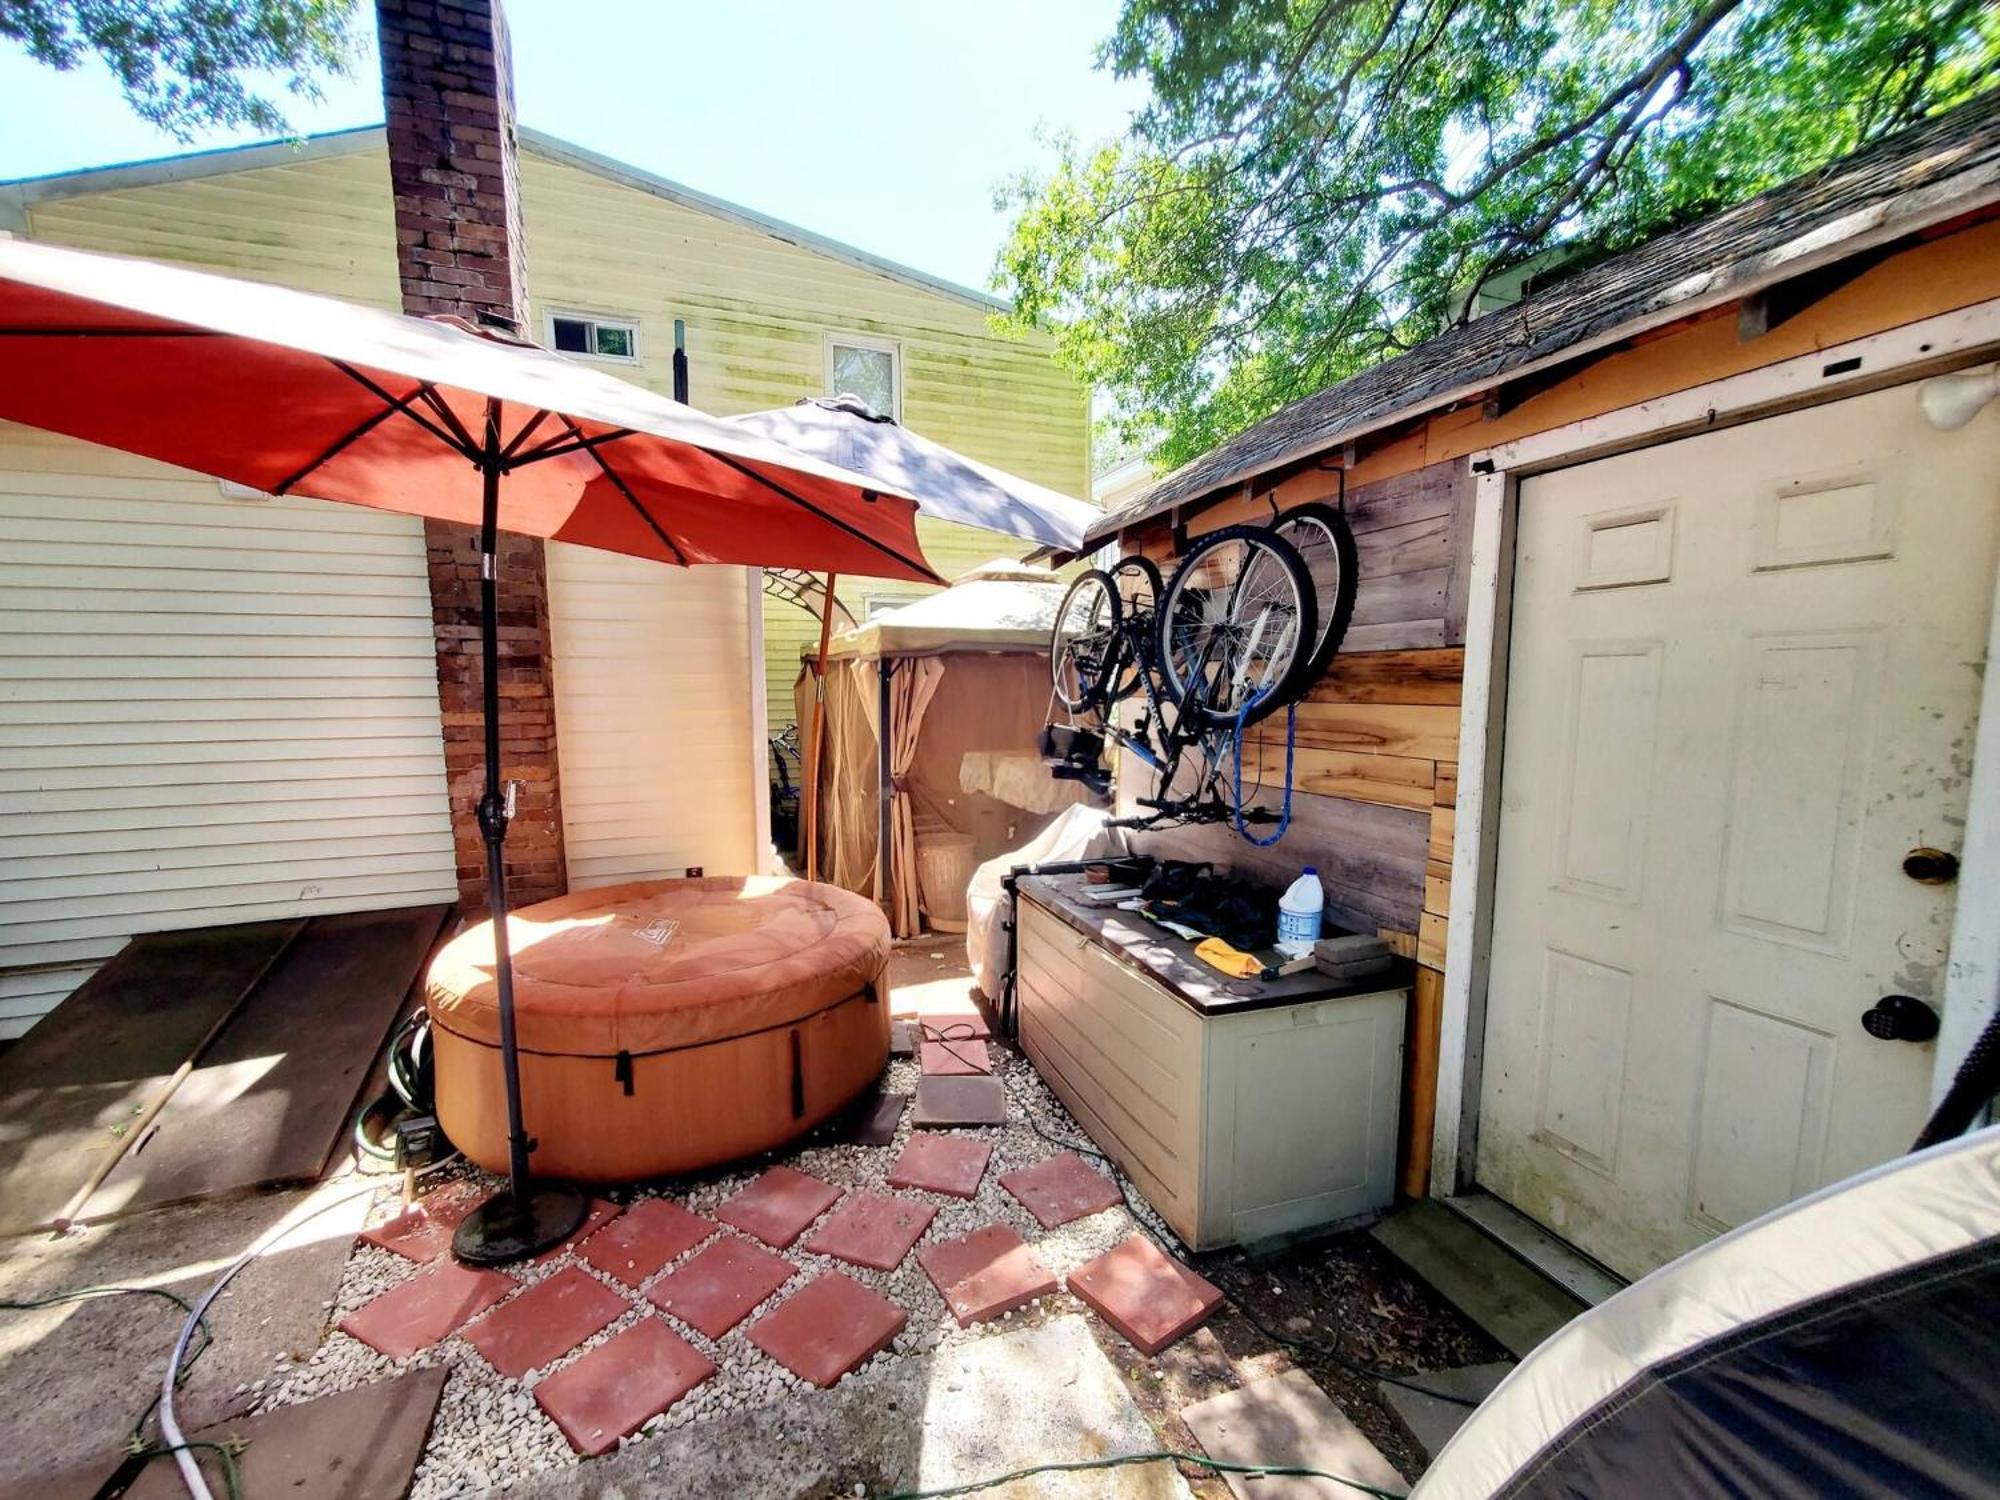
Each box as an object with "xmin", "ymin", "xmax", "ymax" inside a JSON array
[
  {"xmin": 547, "ymin": 546, "xmax": 758, "ymax": 886},
  {"xmin": 0, "ymin": 423, "xmax": 457, "ymax": 1036}
]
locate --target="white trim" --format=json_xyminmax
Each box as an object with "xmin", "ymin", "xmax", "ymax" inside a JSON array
[
  {"xmin": 745, "ymin": 567, "xmax": 774, "ymax": 874},
  {"xmin": 824, "ymin": 332, "xmax": 904, "ymax": 421},
  {"xmin": 1937, "ymin": 550, "xmax": 2000, "ymax": 1106},
  {"xmin": 3, "ymin": 127, "xmax": 384, "ymax": 202},
  {"xmin": 543, "ymin": 307, "xmax": 643, "ymax": 366},
  {"xmin": 1436, "ymin": 295, "xmax": 2000, "ymax": 1197}
]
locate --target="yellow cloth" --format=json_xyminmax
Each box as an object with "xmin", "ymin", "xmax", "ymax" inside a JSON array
[{"xmin": 1195, "ymin": 936, "xmax": 1266, "ymax": 979}]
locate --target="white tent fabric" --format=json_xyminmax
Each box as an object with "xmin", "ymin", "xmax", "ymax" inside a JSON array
[
  {"xmin": 819, "ymin": 560, "xmax": 1070, "ymax": 659},
  {"xmin": 966, "ymin": 805, "xmax": 1126, "ymax": 1001}
]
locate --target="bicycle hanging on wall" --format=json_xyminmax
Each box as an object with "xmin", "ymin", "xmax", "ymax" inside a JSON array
[{"xmin": 1043, "ymin": 499, "xmax": 1358, "ymax": 844}]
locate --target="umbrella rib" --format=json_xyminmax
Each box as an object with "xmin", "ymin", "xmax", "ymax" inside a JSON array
[
  {"xmin": 270, "ymin": 380, "xmax": 435, "ymax": 495},
  {"xmin": 705, "ymin": 451, "xmax": 939, "ymax": 581},
  {"xmin": 0, "ymin": 326, "xmax": 227, "ymax": 337},
  {"xmin": 332, "ymin": 362, "xmax": 477, "ymax": 460},
  {"xmin": 500, "ymin": 409, "xmax": 555, "ymax": 463},
  {"xmin": 511, "ymin": 427, "xmax": 636, "ymax": 465},
  {"xmin": 415, "ymin": 384, "xmax": 481, "ymax": 456},
  {"xmin": 554, "ymin": 416, "xmax": 689, "ymax": 566}
]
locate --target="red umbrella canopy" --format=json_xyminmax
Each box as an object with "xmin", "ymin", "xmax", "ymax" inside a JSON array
[{"xmin": 0, "ymin": 237, "xmax": 939, "ymax": 582}]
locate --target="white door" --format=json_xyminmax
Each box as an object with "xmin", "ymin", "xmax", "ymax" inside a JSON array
[
  {"xmin": 547, "ymin": 546, "xmax": 762, "ymax": 886},
  {"xmin": 1477, "ymin": 382, "xmax": 1999, "ymax": 1280},
  {"xmin": 0, "ymin": 424, "xmax": 457, "ymax": 1037}
]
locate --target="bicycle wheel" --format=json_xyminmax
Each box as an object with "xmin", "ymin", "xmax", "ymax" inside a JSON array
[
  {"xmin": 1271, "ymin": 502, "xmax": 1359, "ymax": 684},
  {"xmin": 1105, "ymin": 555, "xmax": 1164, "ymax": 702},
  {"xmin": 1050, "ymin": 568, "xmax": 1122, "ymax": 713},
  {"xmin": 1155, "ymin": 525, "xmax": 1317, "ymax": 728}
]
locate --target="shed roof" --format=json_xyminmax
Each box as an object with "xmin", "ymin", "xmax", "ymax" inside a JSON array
[{"xmin": 1082, "ymin": 93, "xmax": 2000, "ymax": 550}]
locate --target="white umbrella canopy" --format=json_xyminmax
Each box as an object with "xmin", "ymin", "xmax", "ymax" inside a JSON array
[{"xmin": 729, "ymin": 394, "xmax": 1099, "ymax": 553}]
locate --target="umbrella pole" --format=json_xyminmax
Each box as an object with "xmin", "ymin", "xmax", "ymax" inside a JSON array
[
  {"xmin": 803, "ymin": 573, "xmax": 837, "ymax": 882},
  {"xmin": 455, "ymin": 401, "xmax": 586, "ymax": 1266}
]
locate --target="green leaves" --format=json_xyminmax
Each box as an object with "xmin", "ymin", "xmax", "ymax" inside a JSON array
[
  {"xmin": 997, "ymin": 0, "xmax": 2000, "ymax": 468},
  {"xmin": 0, "ymin": 0, "xmax": 362, "ymax": 139}
]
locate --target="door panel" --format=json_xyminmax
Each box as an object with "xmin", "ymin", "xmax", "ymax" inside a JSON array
[{"xmin": 1477, "ymin": 382, "xmax": 1998, "ymax": 1279}]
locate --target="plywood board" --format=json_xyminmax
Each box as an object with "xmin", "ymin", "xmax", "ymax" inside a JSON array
[
  {"xmin": 1418, "ymin": 911, "xmax": 1448, "ymax": 971},
  {"xmin": 1399, "ymin": 966, "xmax": 1445, "ymax": 1198},
  {"xmin": 1238, "ymin": 746, "xmax": 1435, "ymax": 810},
  {"xmin": 84, "ymin": 905, "xmax": 448, "ymax": 1219},
  {"xmin": 1294, "ymin": 702, "xmax": 1461, "ymax": 762},
  {"xmin": 0, "ymin": 919, "xmax": 298, "ymax": 1238},
  {"xmin": 1429, "ymin": 805, "xmax": 1457, "ymax": 865},
  {"xmin": 1311, "ymin": 648, "xmax": 1465, "ymax": 705}
]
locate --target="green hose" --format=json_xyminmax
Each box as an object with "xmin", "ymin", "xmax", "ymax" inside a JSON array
[{"xmin": 881, "ymin": 1449, "xmax": 1406, "ymax": 1499}]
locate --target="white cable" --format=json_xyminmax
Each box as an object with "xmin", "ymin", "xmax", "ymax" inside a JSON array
[{"xmin": 161, "ymin": 1176, "xmax": 386, "ymax": 1499}]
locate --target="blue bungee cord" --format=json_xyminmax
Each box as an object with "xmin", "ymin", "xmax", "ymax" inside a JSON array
[{"xmin": 1229, "ymin": 696, "xmax": 1296, "ymax": 846}]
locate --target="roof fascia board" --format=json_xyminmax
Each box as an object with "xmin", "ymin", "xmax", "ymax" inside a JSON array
[
  {"xmin": 0, "ymin": 186, "xmax": 26, "ymax": 236},
  {"xmin": 1090, "ymin": 157, "xmax": 2000, "ymax": 546},
  {"xmin": 518, "ymin": 128, "xmax": 1011, "ymax": 315},
  {"xmin": 4, "ymin": 126, "xmax": 385, "ymax": 205}
]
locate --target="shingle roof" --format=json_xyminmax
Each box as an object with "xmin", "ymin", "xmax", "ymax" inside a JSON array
[{"xmin": 1083, "ymin": 92, "xmax": 2000, "ymax": 550}]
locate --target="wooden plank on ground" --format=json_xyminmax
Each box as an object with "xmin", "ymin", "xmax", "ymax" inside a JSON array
[
  {"xmin": 83, "ymin": 904, "xmax": 449, "ymax": 1220},
  {"xmin": 0, "ymin": 919, "xmax": 298, "ymax": 1238},
  {"xmin": 1310, "ymin": 648, "xmax": 1465, "ymax": 705}
]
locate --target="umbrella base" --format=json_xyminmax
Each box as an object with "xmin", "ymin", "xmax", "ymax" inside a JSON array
[{"xmin": 452, "ymin": 1183, "xmax": 589, "ymax": 1266}]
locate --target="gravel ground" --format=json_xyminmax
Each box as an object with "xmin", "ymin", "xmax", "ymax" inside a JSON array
[{"xmin": 259, "ymin": 1042, "xmax": 1189, "ymax": 1499}]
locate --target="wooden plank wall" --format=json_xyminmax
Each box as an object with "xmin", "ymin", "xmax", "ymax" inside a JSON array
[{"xmin": 1121, "ymin": 457, "xmax": 1472, "ymax": 1195}]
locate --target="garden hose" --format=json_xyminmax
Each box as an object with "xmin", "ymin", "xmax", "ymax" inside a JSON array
[
  {"xmin": 352, "ymin": 1010, "xmax": 461, "ymax": 1170},
  {"xmin": 883, "ymin": 1449, "xmax": 1405, "ymax": 1498}
]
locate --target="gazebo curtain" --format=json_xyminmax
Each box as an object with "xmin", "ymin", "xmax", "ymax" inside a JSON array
[{"xmin": 887, "ymin": 657, "xmax": 946, "ymax": 936}]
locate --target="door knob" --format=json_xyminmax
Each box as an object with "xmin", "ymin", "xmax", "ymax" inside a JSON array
[
  {"xmin": 1861, "ymin": 994, "xmax": 1939, "ymax": 1043},
  {"xmin": 1902, "ymin": 848, "xmax": 1960, "ymax": 884}
]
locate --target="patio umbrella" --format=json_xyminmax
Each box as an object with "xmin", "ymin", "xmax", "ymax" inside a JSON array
[
  {"xmin": 0, "ymin": 236, "xmax": 940, "ymax": 1263},
  {"xmin": 731, "ymin": 395, "xmax": 1099, "ymax": 884}
]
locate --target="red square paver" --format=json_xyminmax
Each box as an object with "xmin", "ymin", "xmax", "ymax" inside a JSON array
[
  {"xmin": 920, "ymin": 1011, "xmax": 993, "ymax": 1041},
  {"xmin": 918, "ymin": 1224, "xmax": 1059, "ymax": 1327},
  {"xmin": 1067, "ymin": 1233, "xmax": 1224, "ymax": 1355},
  {"xmin": 462, "ymin": 1266, "xmax": 629, "ymax": 1378},
  {"xmin": 339, "ymin": 1262, "xmax": 514, "ymax": 1360},
  {"xmin": 921, "ymin": 1038, "xmax": 993, "ymax": 1076},
  {"xmin": 886, "ymin": 1134, "xmax": 992, "ymax": 1199},
  {"xmin": 533, "ymin": 1317, "xmax": 714, "ymax": 1457},
  {"xmin": 358, "ymin": 1183, "xmax": 483, "ymax": 1264},
  {"xmin": 803, "ymin": 1191, "xmax": 937, "ymax": 1272},
  {"xmin": 999, "ymin": 1151, "xmax": 1123, "ymax": 1229},
  {"xmin": 531, "ymin": 1198, "xmax": 622, "ymax": 1266},
  {"xmin": 646, "ymin": 1236, "xmax": 797, "ymax": 1339},
  {"xmin": 578, "ymin": 1197, "xmax": 715, "ymax": 1288},
  {"xmin": 746, "ymin": 1271, "xmax": 906, "ymax": 1388},
  {"xmin": 715, "ymin": 1166, "xmax": 842, "ymax": 1249}
]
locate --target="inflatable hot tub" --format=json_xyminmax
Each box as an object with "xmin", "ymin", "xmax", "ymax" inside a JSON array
[{"xmin": 427, "ymin": 875, "xmax": 891, "ymax": 1182}]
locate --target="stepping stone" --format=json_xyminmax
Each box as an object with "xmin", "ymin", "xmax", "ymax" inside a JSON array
[
  {"xmin": 339, "ymin": 1262, "xmax": 514, "ymax": 1360},
  {"xmin": 358, "ymin": 1184, "xmax": 483, "ymax": 1264},
  {"xmin": 531, "ymin": 1197, "xmax": 621, "ymax": 1266},
  {"xmin": 889, "ymin": 1020, "xmax": 919, "ymax": 1058},
  {"xmin": 922, "ymin": 1038, "xmax": 993, "ymax": 1076},
  {"xmin": 1378, "ymin": 1361, "xmax": 1511, "ymax": 1461},
  {"xmin": 833, "ymin": 1089, "xmax": 907, "ymax": 1147},
  {"xmin": 918, "ymin": 1224, "xmax": 1059, "ymax": 1327},
  {"xmin": 579, "ymin": 1197, "xmax": 716, "ymax": 1288},
  {"xmin": 1067, "ymin": 1233, "xmax": 1223, "ymax": 1356},
  {"xmin": 462, "ymin": 1266, "xmax": 629, "ymax": 1378},
  {"xmin": 804, "ymin": 1190, "xmax": 937, "ymax": 1272},
  {"xmin": 716, "ymin": 1166, "xmax": 842, "ymax": 1249},
  {"xmin": 1182, "ymin": 1368, "xmax": 1406, "ymax": 1499},
  {"xmin": 999, "ymin": 1151, "xmax": 1122, "ymax": 1229},
  {"xmin": 117, "ymin": 1367, "xmax": 448, "ymax": 1499},
  {"xmin": 914, "ymin": 1317, "xmax": 1189, "ymax": 1497},
  {"xmin": 746, "ymin": 1270, "xmax": 907, "ymax": 1388},
  {"xmin": 887, "ymin": 1133, "xmax": 992, "ymax": 1198},
  {"xmin": 909, "ymin": 1075, "xmax": 1007, "ymax": 1128},
  {"xmin": 533, "ymin": 1317, "xmax": 714, "ymax": 1457},
  {"xmin": 647, "ymin": 1236, "xmax": 798, "ymax": 1340},
  {"xmin": 920, "ymin": 1011, "xmax": 992, "ymax": 1041}
]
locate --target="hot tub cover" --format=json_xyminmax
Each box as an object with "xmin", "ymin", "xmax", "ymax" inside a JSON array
[{"xmin": 427, "ymin": 875, "xmax": 888, "ymax": 1056}]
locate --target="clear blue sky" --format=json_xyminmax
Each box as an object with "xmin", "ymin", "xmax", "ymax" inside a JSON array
[{"xmin": 0, "ymin": 1, "xmax": 1147, "ymax": 293}]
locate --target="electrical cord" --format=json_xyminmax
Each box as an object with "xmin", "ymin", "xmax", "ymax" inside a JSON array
[
  {"xmin": 882, "ymin": 1448, "xmax": 1406, "ymax": 1499},
  {"xmin": 920, "ymin": 1021, "xmax": 1493, "ymax": 1408}
]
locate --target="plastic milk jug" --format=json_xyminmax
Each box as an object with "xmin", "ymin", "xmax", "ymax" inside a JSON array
[{"xmin": 1276, "ymin": 867, "xmax": 1324, "ymax": 956}]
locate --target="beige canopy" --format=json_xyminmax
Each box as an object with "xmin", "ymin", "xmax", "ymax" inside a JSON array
[{"xmin": 795, "ymin": 562, "xmax": 1099, "ymax": 937}]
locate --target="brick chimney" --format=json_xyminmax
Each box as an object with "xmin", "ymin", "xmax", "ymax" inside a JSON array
[{"xmin": 377, "ymin": 0, "xmax": 566, "ymax": 914}]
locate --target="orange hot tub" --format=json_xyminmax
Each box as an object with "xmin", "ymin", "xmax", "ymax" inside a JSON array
[{"xmin": 427, "ymin": 875, "xmax": 891, "ymax": 1182}]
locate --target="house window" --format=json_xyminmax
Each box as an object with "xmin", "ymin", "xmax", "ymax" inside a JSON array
[
  {"xmin": 826, "ymin": 334, "xmax": 901, "ymax": 420},
  {"xmin": 548, "ymin": 311, "xmax": 640, "ymax": 363}
]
